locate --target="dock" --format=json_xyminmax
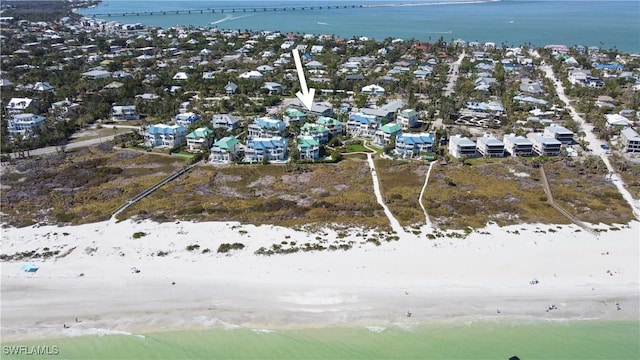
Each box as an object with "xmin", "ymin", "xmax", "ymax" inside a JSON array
[{"xmin": 90, "ymin": 5, "xmax": 364, "ymax": 18}]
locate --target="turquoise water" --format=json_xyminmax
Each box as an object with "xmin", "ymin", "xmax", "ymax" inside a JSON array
[
  {"xmin": 77, "ymin": 0, "xmax": 640, "ymax": 52},
  {"xmin": 3, "ymin": 320, "xmax": 639, "ymax": 359}
]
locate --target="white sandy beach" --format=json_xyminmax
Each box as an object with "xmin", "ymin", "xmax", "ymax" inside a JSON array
[{"xmin": 1, "ymin": 219, "xmax": 638, "ymax": 342}]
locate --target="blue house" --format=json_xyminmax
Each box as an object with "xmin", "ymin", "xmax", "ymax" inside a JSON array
[
  {"xmin": 248, "ymin": 116, "xmax": 287, "ymax": 138},
  {"xmin": 346, "ymin": 112, "xmax": 380, "ymax": 138},
  {"xmin": 245, "ymin": 136, "xmax": 288, "ymax": 162},
  {"xmin": 174, "ymin": 112, "xmax": 202, "ymax": 127},
  {"xmin": 395, "ymin": 132, "xmax": 434, "ymax": 158}
]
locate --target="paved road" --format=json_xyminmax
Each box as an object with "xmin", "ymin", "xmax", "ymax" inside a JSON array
[
  {"xmin": 433, "ymin": 50, "xmax": 465, "ymax": 130},
  {"xmin": 540, "ymin": 64, "xmax": 640, "ymax": 219}
]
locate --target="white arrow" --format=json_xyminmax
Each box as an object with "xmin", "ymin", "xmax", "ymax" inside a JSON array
[{"xmin": 292, "ymin": 48, "xmax": 315, "ymax": 111}]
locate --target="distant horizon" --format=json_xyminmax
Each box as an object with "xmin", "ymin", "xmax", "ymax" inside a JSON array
[{"xmin": 78, "ymin": 0, "xmax": 640, "ymax": 52}]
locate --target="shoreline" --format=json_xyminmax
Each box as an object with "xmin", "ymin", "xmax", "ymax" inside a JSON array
[{"xmin": 1, "ymin": 219, "xmax": 638, "ymax": 343}]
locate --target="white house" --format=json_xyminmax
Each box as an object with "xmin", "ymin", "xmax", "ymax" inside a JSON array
[
  {"xmin": 239, "ymin": 70, "xmax": 263, "ymax": 80},
  {"xmin": 529, "ymin": 134, "xmax": 562, "ymax": 156},
  {"xmin": 173, "ymin": 72, "xmax": 189, "ymax": 81},
  {"xmin": 476, "ymin": 134, "xmax": 505, "ymax": 157},
  {"xmin": 544, "ymin": 124, "xmax": 574, "ymax": 144},
  {"xmin": 361, "ymin": 84, "xmax": 385, "ymax": 96},
  {"xmin": 620, "ymin": 128, "xmax": 640, "ymax": 153},
  {"xmin": 6, "ymin": 97, "xmax": 36, "ymax": 115},
  {"xmin": 503, "ymin": 133, "xmax": 533, "ymax": 157},
  {"xmin": 448, "ymin": 135, "xmax": 477, "ymax": 159},
  {"xmin": 186, "ymin": 127, "xmax": 214, "ymax": 152},
  {"xmin": 112, "ymin": 105, "xmax": 139, "ymax": 121},
  {"xmin": 605, "ymin": 114, "xmax": 631, "ymax": 128}
]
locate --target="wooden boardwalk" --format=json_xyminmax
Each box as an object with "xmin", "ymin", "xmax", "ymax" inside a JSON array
[
  {"xmin": 539, "ymin": 165, "xmax": 598, "ymax": 236},
  {"xmin": 90, "ymin": 5, "xmax": 363, "ymax": 18}
]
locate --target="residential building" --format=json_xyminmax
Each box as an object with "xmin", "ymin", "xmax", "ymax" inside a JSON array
[
  {"xmin": 476, "ymin": 134, "xmax": 505, "ymax": 157},
  {"xmin": 397, "ymin": 109, "xmax": 419, "ymax": 129},
  {"xmin": 50, "ymin": 99, "xmax": 79, "ymax": 120},
  {"xmin": 210, "ymin": 135, "xmax": 240, "ymax": 163},
  {"xmin": 605, "ymin": 114, "xmax": 631, "ymax": 128},
  {"xmin": 81, "ymin": 69, "xmax": 111, "ymax": 79},
  {"xmin": 6, "ymin": 97, "xmax": 36, "ymax": 115},
  {"xmin": 175, "ymin": 112, "xmax": 202, "ymax": 127},
  {"xmin": 503, "ymin": 134, "xmax": 533, "ymax": 157},
  {"xmin": 448, "ymin": 135, "xmax": 477, "ymax": 158},
  {"xmin": 248, "ymin": 116, "xmax": 287, "ymax": 138},
  {"xmin": 290, "ymin": 100, "xmax": 334, "ymax": 117},
  {"xmin": 620, "ymin": 128, "xmax": 640, "ymax": 153},
  {"xmin": 112, "ymin": 105, "xmax": 139, "ymax": 121},
  {"xmin": 374, "ymin": 122, "xmax": 402, "ymax": 146},
  {"xmin": 395, "ymin": 132, "xmax": 434, "ymax": 158},
  {"xmin": 316, "ymin": 116, "xmax": 343, "ymax": 136},
  {"xmin": 300, "ymin": 122, "xmax": 329, "ymax": 144},
  {"xmin": 544, "ymin": 124, "xmax": 574, "ymax": 144},
  {"xmin": 7, "ymin": 113, "xmax": 46, "ymax": 135},
  {"xmin": 519, "ymin": 78, "xmax": 544, "ymax": 94},
  {"xmin": 361, "ymin": 84, "xmax": 385, "ymax": 95},
  {"xmin": 346, "ymin": 112, "xmax": 380, "ymax": 138},
  {"xmin": 212, "ymin": 114, "xmax": 242, "ymax": 131},
  {"xmin": 297, "ymin": 135, "xmax": 321, "ymax": 160},
  {"xmin": 245, "ymin": 136, "xmax": 288, "ymax": 162},
  {"xmin": 283, "ymin": 108, "xmax": 306, "ymax": 125},
  {"xmin": 224, "ymin": 81, "xmax": 238, "ymax": 95},
  {"xmin": 145, "ymin": 123, "xmax": 187, "ymax": 148},
  {"xmin": 263, "ymin": 81, "xmax": 282, "ymax": 94},
  {"xmin": 186, "ymin": 126, "xmax": 214, "ymax": 152},
  {"xmin": 529, "ymin": 134, "xmax": 562, "ymax": 156}
]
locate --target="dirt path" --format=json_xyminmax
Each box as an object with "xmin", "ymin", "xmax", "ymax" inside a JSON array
[{"xmin": 419, "ymin": 161, "xmax": 436, "ymax": 228}]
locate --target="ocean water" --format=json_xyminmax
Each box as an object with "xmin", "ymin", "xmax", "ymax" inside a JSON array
[
  {"xmin": 2, "ymin": 320, "xmax": 639, "ymax": 359},
  {"xmin": 77, "ymin": 0, "xmax": 640, "ymax": 52}
]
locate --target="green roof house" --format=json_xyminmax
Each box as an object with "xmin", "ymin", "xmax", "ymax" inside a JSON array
[
  {"xmin": 297, "ymin": 135, "xmax": 320, "ymax": 160},
  {"xmin": 374, "ymin": 122, "xmax": 402, "ymax": 146},
  {"xmin": 209, "ymin": 135, "xmax": 240, "ymax": 163},
  {"xmin": 284, "ymin": 107, "xmax": 307, "ymax": 124},
  {"xmin": 316, "ymin": 116, "xmax": 343, "ymax": 136},
  {"xmin": 186, "ymin": 126, "xmax": 214, "ymax": 152},
  {"xmin": 300, "ymin": 122, "xmax": 329, "ymax": 144}
]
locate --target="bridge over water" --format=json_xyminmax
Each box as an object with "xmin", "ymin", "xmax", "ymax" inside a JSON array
[{"xmin": 90, "ymin": 4, "xmax": 364, "ymax": 18}]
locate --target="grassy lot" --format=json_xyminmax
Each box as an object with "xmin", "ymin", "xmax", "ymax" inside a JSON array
[
  {"xmin": 609, "ymin": 155, "xmax": 640, "ymax": 203},
  {"xmin": 422, "ymin": 158, "xmax": 567, "ymax": 229},
  {"xmin": 543, "ymin": 160, "xmax": 635, "ymax": 225},
  {"xmin": 118, "ymin": 157, "xmax": 389, "ymax": 229},
  {"xmin": 374, "ymin": 159, "xmax": 429, "ymax": 227},
  {"xmin": 1, "ymin": 146, "xmax": 189, "ymax": 226}
]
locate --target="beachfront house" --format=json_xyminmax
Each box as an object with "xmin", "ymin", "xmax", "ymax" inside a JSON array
[
  {"xmin": 248, "ymin": 116, "xmax": 287, "ymax": 138},
  {"xmin": 448, "ymin": 135, "xmax": 477, "ymax": 159},
  {"xmin": 544, "ymin": 124, "xmax": 574, "ymax": 144},
  {"xmin": 503, "ymin": 134, "xmax": 533, "ymax": 157},
  {"xmin": 476, "ymin": 134, "xmax": 505, "ymax": 158},
  {"xmin": 175, "ymin": 112, "xmax": 202, "ymax": 127},
  {"xmin": 297, "ymin": 135, "xmax": 321, "ymax": 160},
  {"xmin": 346, "ymin": 112, "xmax": 380, "ymax": 138},
  {"xmin": 112, "ymin": 105, "xmax": 139, "ymax": 121},
  {"xmin": 395, "ymin": 132, "xmax": 434, "ymax": 158},
  {"xmin": 210, "ymin": 135, "xmax": 240, "ymax": 163},
  {"xmin": 144, "ymin": 123, "xmax": 187, "ymax": 148},
  {"xmin": 300, "ymin": 122, "xmax": 329, "ymax": 144},
  {"xmin": 245, "ymin": 136, "xmax": 288, "ymax": 162},
  {"xmin": 186, "ymin": 126, "xmax": 214, "ymax": 152},
  {"xmin": 7, "ymin": 113, "xmax": 46, "ymax": 136},
  {"xmin": 529, "ymin": 134, "xmax": 562, "ymax": 156},
  {"xmin": 316, "ymin": 116, "xmax": 343, "ymax": 136},
  {"xmin": 373, "ymin": 122, "xmax": 402, "ymax": 147},
  {"xmin": 397, "ymin": 109, "xmax": 419, "ymax": 129},
  {"xmin": 620, "ymin": 128, "xmax": 640, "ymax": 153},
  {"xmin": 212, "ymin": 114, "xmax": 242, "ymax": 132}
]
